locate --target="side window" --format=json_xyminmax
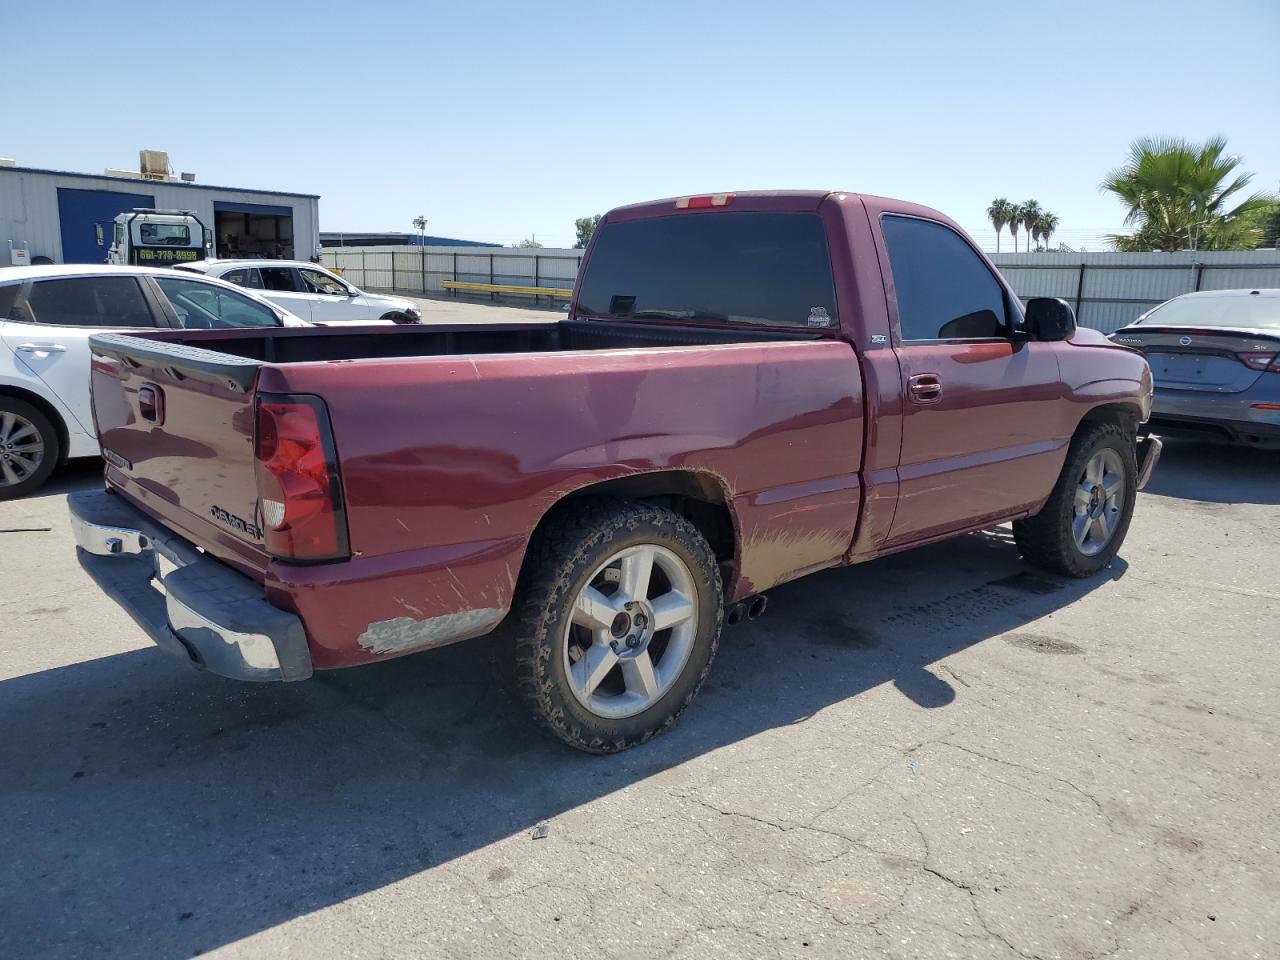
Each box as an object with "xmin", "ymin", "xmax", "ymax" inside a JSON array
[
  {"xmin": 299, "ymin": 268, "xmax": 348, "ymax": 296},
  {"xmin": 258, "ymin": 267, "xmax": 298, "ymax": 292},
  {"xmin": 153, "ymin": 277, "xmax": 282, "ymax": 329},
  {"xmin": 23, "ymin": 277, "xmax": 155, "ymax": 327},
  {"xmin": 0, "ymin": 284, "xmax": 18, "ymax": 319},
  {"xmin": 221, "ymin": 268, "xmax": 263, "ymax": 289},
  {"xmin": 881, "ymin": 216, "xmax": 1008, "ymax": 341}
]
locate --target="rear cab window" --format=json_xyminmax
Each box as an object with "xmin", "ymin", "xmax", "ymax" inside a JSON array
[
  {"xmin": 881, "ymin": 215, "xmax": 1011, "ymax": 341},
  {"xmin": 19, "ymin": 277, "xmax": 155, "ymax": 327},
  {"xmin": 576, "ymin": 212, "xmax": 838, "ymax": 329}
]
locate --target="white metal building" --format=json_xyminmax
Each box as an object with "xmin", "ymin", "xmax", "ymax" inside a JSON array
[{"xmin": 0, "ymin": 162, "xmax": 320, "ymax": 266}]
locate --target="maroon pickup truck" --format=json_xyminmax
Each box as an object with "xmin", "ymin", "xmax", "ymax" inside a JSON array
[{"xmin": 68, "ymin": 191, "xmax": 1160, "ymax": 752}]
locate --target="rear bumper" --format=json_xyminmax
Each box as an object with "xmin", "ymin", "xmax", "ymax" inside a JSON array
[
  {"xmin": 1147, "ymin": 413, "xmax": 1280, "ymax": 447},
  {"xmin": 68, "ymin": 489, "xmax": 312, "ymax": 682},
  {"xmin": 1150, "ymin": 381, "xmax": 1280, "ymax": 446}
]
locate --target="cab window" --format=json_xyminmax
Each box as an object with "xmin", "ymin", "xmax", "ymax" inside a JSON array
[
  {"xmin": 299, "ymin": 268, "xmax": 348, "ymax": 296},
  {"xmin": 153, "ymin": 276, "xmax": 282, "ymax": 329},
  {"xmin": 881, "ymin": 215, "xmax": 1009, "ymax": 341}
]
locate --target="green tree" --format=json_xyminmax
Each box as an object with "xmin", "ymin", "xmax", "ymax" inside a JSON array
[
  {"xmin": 986, "ymin": 198, "xmax": 1014, "ymax": 253},
  {"xmin": 516, "ymin": 236, "xmax": 544, "ymax": 249},
  {"xmin": 1039, "ymin": 212, "xmax": 1059, "ymax": 251},
  {"xmin": 1008, "ymin": 203, "xmax": 1023, "ymax": 253},
  {"xmin": 1018, "ymin": 200, "xmax": 1043, "ymax": 253},
  {"xmin": 1101, "ymin": 136, "xmax": 1276, "ymax": 251},
  {"xmin": 574, "ymin": 215, "xmax": 602, "ymax": 249}
]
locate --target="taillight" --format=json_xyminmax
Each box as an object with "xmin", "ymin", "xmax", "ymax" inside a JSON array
[
  {"xmin": 675, "ymin": 193, "xmax": 734, "ymax": 209},
  {"xmin": 1238, "ymin": 352, "xmax": 1280, "ymax": 372},
  {"xmin": 255, "ymin": 394, "xmax": 349, "ymax": 562}
]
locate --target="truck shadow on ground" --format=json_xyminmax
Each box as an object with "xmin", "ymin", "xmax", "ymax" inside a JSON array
[
  {"xmin": 0, "ymin": 518, "xmax": 1129, "ymax": 958},
  {"xmin": 1141, "ymin": 436, "xmax": 1279, "ymax": 505}
]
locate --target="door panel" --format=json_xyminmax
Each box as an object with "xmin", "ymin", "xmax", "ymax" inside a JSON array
[
  {"xmin": 56, "ymin": 188, "xmax": 154, "ymax": 264},
  {"xmin": 886, "ymin": 341, "xmax": 1066, "ymax": 545},
  {"xmin": 873, "ymin": 211, "xmax": 1070, "ymax": 547},
  {"xmin": 2, "ymin": 277, "xmax": 159, "ymax": 435}
]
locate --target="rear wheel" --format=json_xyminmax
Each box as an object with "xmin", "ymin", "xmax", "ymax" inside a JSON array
[
  {"xmin": 0, "ymin": 398, "xmax": 59, "ymax": 500},
  {"xmin": 508, "ymin": 500, "xmax": 723, "ymax": 753},
  {"xmin": 1014, "ymin": 421, "xmax": 1137, "ymax": 577}
]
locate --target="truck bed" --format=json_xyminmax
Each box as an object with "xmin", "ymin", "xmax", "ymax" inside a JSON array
[
  {"xmin": 91, "ymin": 319, "xmax": 817, "ymax": 386},
  {"xmin": 88, "ymin": 319, "xmax": 865, "ymax": 669}
]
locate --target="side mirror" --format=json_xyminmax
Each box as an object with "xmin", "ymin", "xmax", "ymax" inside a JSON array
[{"xmin": 1024, "ymin": 297, "xmax": 1076, "ymax": 342}]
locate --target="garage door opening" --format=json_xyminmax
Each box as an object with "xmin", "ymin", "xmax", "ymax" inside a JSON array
[{"xmin": 213, "ymin": 201, "xmax": 294, "ymax": 259}]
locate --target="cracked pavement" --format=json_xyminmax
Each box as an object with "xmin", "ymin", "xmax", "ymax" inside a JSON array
[{"xmin": 1, "ymin": 438, "xmax": 1277, "ymax": 959}]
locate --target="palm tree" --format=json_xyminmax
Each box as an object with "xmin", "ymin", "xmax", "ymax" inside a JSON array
[
  {"xmin": 1101, "ymin": 136, "xmax": 1276, "ymax": 251},
  {"xmin": 1039, "ymin": 212, "xmax": 1059, "ymax": 251},
  {"xmin": 987, "ymin": 198, "xmax": 1014, "ymax": 253},
  {"xmin": 1008, "ymin": 203, "xmax": 1023, "ymax": 253},
  {"xmin": 1019, "ymin": 200, "xmax": 1043, "ymax": 252}
]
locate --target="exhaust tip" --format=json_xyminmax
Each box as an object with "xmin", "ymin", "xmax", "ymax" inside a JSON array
[
  {"xmin": 725, "ymin": 603, "xmax": 746, "ymax": 626},
  {"xmin": 746, "ymin": 595, "xmax": 769, "ymax": 620}
]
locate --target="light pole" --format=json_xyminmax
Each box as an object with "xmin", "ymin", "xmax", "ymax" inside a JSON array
[{"xmin": 413, "ymin": 216, "xmax": 428, "ymax": 293}]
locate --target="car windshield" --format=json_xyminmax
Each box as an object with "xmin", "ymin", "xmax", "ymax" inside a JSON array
[
  {"xmin": 1139, "ymin": 294, "xmax": 1280, "ymax": 330},
  {"xmin": 575, "ymin": 212, "xmax": 838, "ymax": 328}
]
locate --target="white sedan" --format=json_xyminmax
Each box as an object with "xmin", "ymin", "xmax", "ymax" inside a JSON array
[
  {"xmin": 0, "ymin": 264, "xmax": 307, "ymax": 498},
  {"xmin": 176, "ymin": 259, "xmax": 422, "ymax": 325}
]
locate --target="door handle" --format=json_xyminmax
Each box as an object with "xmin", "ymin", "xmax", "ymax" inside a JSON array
[
  {"xmin": 16, "ymin": 342, "xmax": 68, "ymax": 357},
  {"xmin": 908, "ymin": 373, "xmax": 943, "ymax": 403}
]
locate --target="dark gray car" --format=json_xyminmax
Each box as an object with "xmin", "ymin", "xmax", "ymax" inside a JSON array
[{"xmin": 1110, "ymin": 289, "xmax": 1280, "ymax": 448}]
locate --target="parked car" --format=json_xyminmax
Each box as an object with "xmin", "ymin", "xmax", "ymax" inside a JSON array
[
  {"xmin": 68, "ymin": 191, "xmax": 1159, "ymax": 753},
  {"xmin": 1110, "ymin": 289, "xmax": 1280, "ymax": 448},
  {"xmin": 176, "ymin": 259, "xmax": 422, "ymax": 325},
  {"xmin": 0, "ymin": 264, "xmax": 307, "ymax": 498}
]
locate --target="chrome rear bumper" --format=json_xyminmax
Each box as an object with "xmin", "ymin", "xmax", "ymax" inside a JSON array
[{"xmin": 68, "ymin": 489, "xmax": 312, "ymax": 682}]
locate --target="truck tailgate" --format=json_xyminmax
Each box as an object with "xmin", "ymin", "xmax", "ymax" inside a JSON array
[{"xmin": 89, "ymin": 332, "xmax": 272, "ymax": 578}]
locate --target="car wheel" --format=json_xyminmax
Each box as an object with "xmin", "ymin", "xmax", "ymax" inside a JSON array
[
  {"xmin": 0, "ymin": 398, "xmax": 60, "ymax": 500},
  {"xmin": 508, "ymin": 499, "xmax": 723, "ymax": 753},
  {"xmin": 1013, "ymin": 421, "xmax": 1137, "ymax": 577},
  {"xmin": 379, "ymin": 311, "xmax": 415, "ymax": 324},
  {"xmin": 30, "ymin": 256, "xmax": 54, "ymax": 266}
]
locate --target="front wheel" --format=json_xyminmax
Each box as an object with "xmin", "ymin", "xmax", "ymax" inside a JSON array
[
  {"xmin": 508, "ymin": 500, "xmax": 723, "ymax": 753},
  {"xmin": 1014, "ymin": 421, "xmax": 1137, "ymax": 577}
]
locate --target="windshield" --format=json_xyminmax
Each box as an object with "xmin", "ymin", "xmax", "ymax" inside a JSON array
[
  {"xmin": 139, "ymin": 222, "xmax": 192, "ymax": 245},
  {"xmin": 576, "ymin": 212, "xmax": 838, "ymax": 328},
  {"xmin": 1139, "ymin": 293, "xmax": 1280, "ymax": 330}
]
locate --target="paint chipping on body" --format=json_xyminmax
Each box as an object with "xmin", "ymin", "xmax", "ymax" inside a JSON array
[{"xmin": 357, "ymin": 608, "xmax": 505, "ymax": 655}]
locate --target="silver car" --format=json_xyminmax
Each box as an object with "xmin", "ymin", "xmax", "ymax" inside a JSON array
[{"xmin": 1111, "ymin": 289, "xmax": 1280, "ymax": 448}]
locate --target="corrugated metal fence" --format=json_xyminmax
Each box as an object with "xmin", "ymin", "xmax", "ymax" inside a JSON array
[
  {"xmin": 324, "ymin": 245, "xmax": 1280, "ymax": 334},
  {"xmin": 321, "ymin": 245, "xmax": 582, "ymax": 300},
  {"xmin": 990, "ymin": 251, "xmax": 1280, "ymax": 333}
]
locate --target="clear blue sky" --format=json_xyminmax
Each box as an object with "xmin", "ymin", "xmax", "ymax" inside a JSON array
[{"xmin": 8, "ymin": 0, "xmax": 1279, "ymax": 250}]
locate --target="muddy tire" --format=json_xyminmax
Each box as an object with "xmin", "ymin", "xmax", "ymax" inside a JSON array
[
  {"xmin": 0, "ymin": 398, "xmax": 59, "ymax": 500},
  {"xmin": 1014, "ymin": 421, "xmax": 1137, "ymax": 577},
  {"xmin": 508, "ymin": 499, "xmax": 723, "ymax": 754}
]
